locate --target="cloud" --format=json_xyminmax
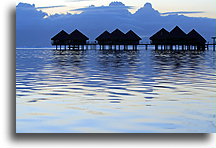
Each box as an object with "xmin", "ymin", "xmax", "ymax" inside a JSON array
[
  {"xmin": 16, "ymin": 2, "xmax": 47, "ymax": 20},
  {"xmin": 71, "ymin": 2, "xmax": 134, "ymax": 13},
  {"xmin": 36, "ymin": 5, "xmax": 66, "ymax": 9},
  {"xmin": 16, "ymin": 2, "xmax": 66, "ymax": 9},
  {"xmin": 161, "ymin": 11, "xmax": 205, "ymax": 15},
  {"xmin": 71, "ymin": 5, "xmax": 133, "ymax": 12},
  {"xmin": 134, "ymin": 2, "xmax": 160, "ymax": 17},
  {"xmin": 16, "ymin": 2, "xmax": 35, "ymax": 8}
]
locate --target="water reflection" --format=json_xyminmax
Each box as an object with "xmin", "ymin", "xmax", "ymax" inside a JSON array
[
  {"xmin": 152, "ymin": 50, "xmax": 206, "ymax": 72},
  {"xmin": 52, "ymin": 50, "xmax": 87, "ymax": 67},
  {"xmin": 16, "ymin": 48, "xmax": 216, "ymax": 133}
]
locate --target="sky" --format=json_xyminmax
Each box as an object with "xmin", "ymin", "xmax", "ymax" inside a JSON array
[
  {"xmin": 16, "ymin": 0, "xmax": 216, "ymax": 47},
  {"xmin": 16, "ymin": 0, "xmax": 216, "ymax": 18}
]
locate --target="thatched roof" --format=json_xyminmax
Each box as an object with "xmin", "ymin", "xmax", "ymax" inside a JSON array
[
  {"xmin": 68, "ymin": 29, "xmax": 89, "ymax": 40},
  {"xmin": 170, "ymin": 26, "xmax": 186, "ymax": 39},
  {"xmin": 51, "ymin": 30, "xmax": 69, "ymax": 40},
  {"xmin": 125, "ymin": 30, "xmax": 142, "ymax": 40},
  {"xmin": 110, "ymin": 29, "xmax": 125, "ymax": 40},
  {"xmin": 149, "ymin": 28, "xmax": 170, "ymax": 40},
  {"xmin": 96, "ymin": 31, "xmax": 111, "ymax": 41},
  {"xmin": 187, "ymin": 29, "xmax": 206, "ymax": 43}
]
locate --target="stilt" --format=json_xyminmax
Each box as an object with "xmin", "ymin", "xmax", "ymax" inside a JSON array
[
  {"xmin": 155, "ymin": 45, "xmax": 158, "ymax": 50},
  {"xmin": 170, "ymin": 45, "xmax": 173, "ymax": 50},
  {"xmin": 212, "ymin": 37, "xmax": 216, "ymax": 51}
]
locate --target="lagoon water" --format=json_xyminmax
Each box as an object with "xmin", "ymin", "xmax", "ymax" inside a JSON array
[{"xmin": 16, "ymin": 47, "xmax": 216, "ymax": 133}]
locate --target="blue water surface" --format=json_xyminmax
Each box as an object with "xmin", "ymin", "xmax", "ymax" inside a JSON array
[{"xmin": 16, "ymin": 47, "xmax": 216, "ymax": 133}]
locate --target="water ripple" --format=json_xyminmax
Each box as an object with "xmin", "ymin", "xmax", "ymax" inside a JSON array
[{"xmin": 16, "ymin": 48, "xmax": 216, "ymax": 133}]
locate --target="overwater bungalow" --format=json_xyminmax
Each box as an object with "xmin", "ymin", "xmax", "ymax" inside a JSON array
[
  {"xmin": 125, "ymin": 30, "xmax": 142, "ymax": 45},
  {"xmin": 186, "ymin": 29, "xmax": 206, "ymax": 50},
  {"xmin": 149, "ymin": 28, "xmax": 170, "ymax": 46},
  {"xmin": 110, "ymin": 29, "xmax": 125, "ymax": 45},
  {"xmin": 67, "ymin": 29, "xmax": 89, "ymax": 50},
  {"xmin": 51, "ymin": 29, "xmax": 89, "ymax": 50},
  {"xmin": 124, "ymin": 30, "xmax": 142, "ymax": 50},
  {"xmin": 51, "ymin": 30, "xmax": 69, "ymax": 46},
  {"xmin": 150, "ymin": 26, "xmax": 207, "ymax": 50},
  {"xmin": 169, "ymin": 26, "xmax": 187, "ymax": 45},
  {"xmin": 51, "ymin": 27, "xmax": 208, "ymax": 51},
  {"xmin": 95, "ymin": 31, "xmax": 111, "ymax": 45},
  {"xmin": 68, "ymin": 29, "xmax": 89, "ymax": 45},
  {"xmin": 96, "ymin": 29, "xmax": 142, "ymax": 50}
]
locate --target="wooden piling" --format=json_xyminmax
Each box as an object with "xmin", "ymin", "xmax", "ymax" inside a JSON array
[
  {"xmin": 212, "ymin": 37, "xmax": 216, "ymax": 51},
  {"xmin": 145, "ymin": 44, "xmax": 147, "ymax": 50}
]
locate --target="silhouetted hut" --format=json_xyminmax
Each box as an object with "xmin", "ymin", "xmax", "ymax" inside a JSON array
[
  {"xmin": 67, "ymin": 29, "xmax": 89, "ymax": 45},
  {"xmin": 51, "ymin": 30, "xmax": 69, "ymax": 45},
  {"xmin": 150, "ymin": 28, "xmax": 170, "ymax": 45},
  {"xmin": 95, "ymin": 31, "xmax": 111, "ymax": 45},
  {"xmin": 110, "ymin": 29, "xmax": 125, "ymax": 45},
  {"xmin": 169, "ymin": 26, "xmax": 187, "ymax": 45},
  {"xmin": 187, "ymin": 29, "xmax": 206, "ymax": 48},
  {"xmin": 125, "ymin": 30, "xmax": 142, "ymax": 45}
]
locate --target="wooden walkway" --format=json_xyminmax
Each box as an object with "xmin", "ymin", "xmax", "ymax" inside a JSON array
[{"xmin": 54, "ymin": 43, "xmax": 216, "ymax": 51}]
